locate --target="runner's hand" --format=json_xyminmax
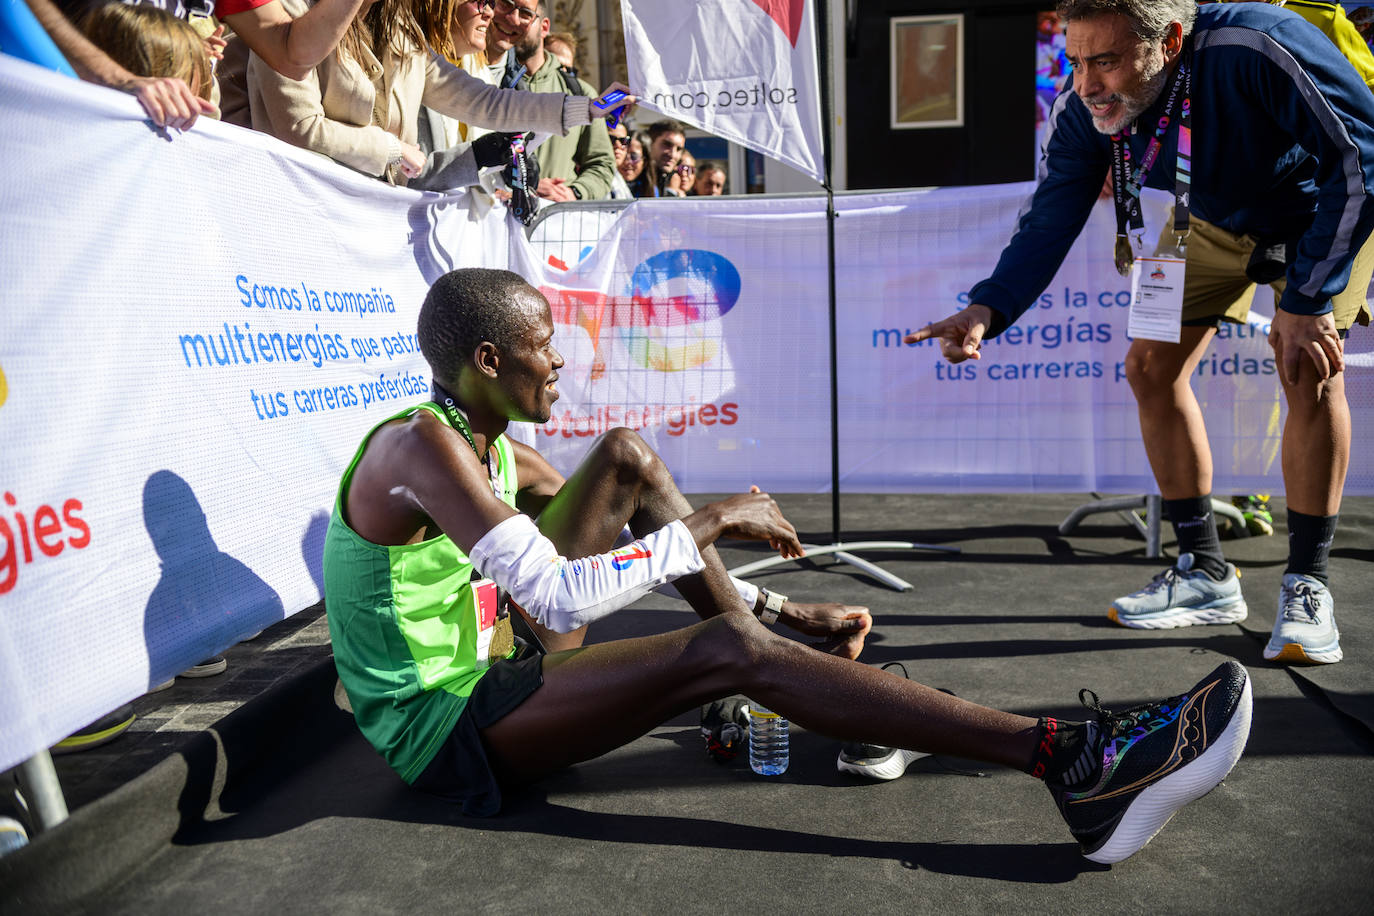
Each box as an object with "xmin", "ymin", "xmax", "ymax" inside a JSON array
[
  {"xmin": 686, "ymin": 490, "xmax": 804, "ymax": 558},
  {"xmin": 904, "ymin": 304, "xmax": 994, "ymax": 363}
]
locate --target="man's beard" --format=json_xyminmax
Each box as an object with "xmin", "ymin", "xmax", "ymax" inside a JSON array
[{"xmin": 1087, "ymin": 52, "xmax": 1169, "ymax": 136}]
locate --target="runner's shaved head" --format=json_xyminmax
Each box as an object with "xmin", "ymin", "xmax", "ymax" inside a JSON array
[{"xmin": 419, "ymin": 268, "xmax": 544, "ymax": 382}]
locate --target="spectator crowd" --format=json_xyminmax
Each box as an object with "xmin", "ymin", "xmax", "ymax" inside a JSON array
[{"xmin": 24, "ymin": 0, "xmax": 729, "ymax": 206}]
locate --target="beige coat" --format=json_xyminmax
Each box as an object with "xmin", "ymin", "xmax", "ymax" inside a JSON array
[{"xmin": 247, "ymin": 0, "xmax": 586, "ymax": 181}]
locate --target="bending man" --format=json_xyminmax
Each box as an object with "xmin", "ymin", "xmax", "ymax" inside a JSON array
[{"xmin": 909, "ymin": 0, "xmax": 1374, "ymax": 664}]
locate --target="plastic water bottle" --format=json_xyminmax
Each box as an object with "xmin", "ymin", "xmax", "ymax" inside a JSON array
[{"xmin": 747, "ymin": 700, "xmax": 789, "ymax": 775}]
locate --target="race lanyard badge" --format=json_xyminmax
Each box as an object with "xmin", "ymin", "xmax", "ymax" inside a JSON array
[
  {"xmin": 1115, "ymin": 44, "xmax": 1192, "ymax": 342},
  {"xmin": 1127, "ymin": 256, "xmax": 1185, "ymax": 342}
]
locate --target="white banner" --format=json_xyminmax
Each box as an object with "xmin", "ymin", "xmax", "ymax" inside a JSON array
[
  {"xmin": 620, "ymin": 0, "xmax": 826, "ymax": 183},
  {"xmin": 513, "ymin": 196, "xmax": 832, "ymax": 489},
  {"xmin": 521, "ymin": 190, "xmax": 1372, "ymax": 497},
  {"xmin": 0, "ymin": 57, "xmax": 506, "ymax": 771}
]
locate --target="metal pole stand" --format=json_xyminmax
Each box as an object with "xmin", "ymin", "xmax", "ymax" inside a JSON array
[
  {"xmin": 1058, "ymin": 494, "xmax": 1248, "ymax": 559},
  {"xmin": 729, "ymin": 540, "xmax": 961, "ymax": 593},
  {"xmin": 15, "ymin": 749, "xmax": 69, "ymax": 832}
]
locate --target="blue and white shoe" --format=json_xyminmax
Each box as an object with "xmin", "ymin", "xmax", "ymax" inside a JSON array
[
  {"xmin": 1051, "ymin": 661, "xmax": 1253, "ymax": 864},
  {"xmin": 1109, "ymin": 553, "xmax": 1247, "ymax": 629},
  {"xmin": 1264, "ymin": 574, "xmax": 1342, "ymax": 665}
]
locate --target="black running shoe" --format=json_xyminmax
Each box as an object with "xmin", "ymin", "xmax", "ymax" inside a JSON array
[
  {"xmin": 700, "ymin": 695, "xmax": 749, "ymax": 764},
  {"xmin": 1050, "ymin": 660, "xmax": 1252, "ymax": 864}
]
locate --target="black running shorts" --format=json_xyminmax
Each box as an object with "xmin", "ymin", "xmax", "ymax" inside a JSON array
[{"xmin": 409, "ymin": 645, "xmax": 544, "ymax": 816}]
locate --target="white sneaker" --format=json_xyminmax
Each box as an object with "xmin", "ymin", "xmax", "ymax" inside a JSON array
[
  {"xmin": 837, "ymin": 743, "xmax": 929, "ymax": 780},
  {"xmin": 1109, "ymin": 553, "xmax": 1247, "ymax": 629},
  {"xmin": 1264, "ymin": 574, "xmax": 1342, "ymax": 664}
]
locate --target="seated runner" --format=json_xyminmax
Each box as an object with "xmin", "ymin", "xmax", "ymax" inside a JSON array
[{"xmin": 323, "ymin": 268, "xmax": 1254, "ymax": 864}]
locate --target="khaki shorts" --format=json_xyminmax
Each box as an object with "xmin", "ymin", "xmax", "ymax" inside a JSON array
[{"xmin": 1158, "ymin": 214, "xmax": 1374, "ymax": 332}]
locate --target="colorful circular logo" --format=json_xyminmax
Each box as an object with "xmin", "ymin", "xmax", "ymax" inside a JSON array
[{"xmin": 622, "ymin": 249, "xmax": 742, "ymax": 372}]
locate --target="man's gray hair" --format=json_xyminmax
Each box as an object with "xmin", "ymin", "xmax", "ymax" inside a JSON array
[{"xmin": 1056, "ymin": 0, "xmax": 1198, "ymax": 41}]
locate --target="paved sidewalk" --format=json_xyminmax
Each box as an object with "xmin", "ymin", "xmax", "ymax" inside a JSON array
[{"xmin": 47, "ymin": 604, "xmax": 334, "ymax": 812}]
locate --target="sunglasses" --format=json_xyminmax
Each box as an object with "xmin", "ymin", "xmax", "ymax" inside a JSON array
[
  {"xmin": 468, "ymin": 0, "xmax": 496, "ymax": 9},
  {"xmin": 610, "ymin": 135, "xmax": 631, "ymax": 147},
  {"xmin": 677, "ymin": 163, "xmax": 696, "ymax": 175},
  {"xmin": 626, "ymin": 152, "xmax": 643, "ymax": 163}
]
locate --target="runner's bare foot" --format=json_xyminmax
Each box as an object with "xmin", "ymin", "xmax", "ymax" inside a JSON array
[{"xmin": 781, "ymin": 602, "xmax": 872, "ymax": 660}]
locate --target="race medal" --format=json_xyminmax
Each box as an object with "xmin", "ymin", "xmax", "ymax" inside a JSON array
[
  {"xmin": 1114, "ymin": 235, "xmax": 1135, "ymax": 278},
  {"xmin": 488, "ymin": 615, "xmax": 515, "ymax": 660}
]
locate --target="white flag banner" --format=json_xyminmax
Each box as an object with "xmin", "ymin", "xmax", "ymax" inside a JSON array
[{"xmin": 620, "ymin": 0, "xmax": 826, "ymax": 183}]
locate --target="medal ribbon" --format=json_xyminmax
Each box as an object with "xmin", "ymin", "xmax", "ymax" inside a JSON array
[
  {"xmin": 1110, "ymin": 42, "xmax": 1193, "ymax": 275},
  {"xmin": 430, "ymin": 381, "xmax": 516, "ymax": 640}
]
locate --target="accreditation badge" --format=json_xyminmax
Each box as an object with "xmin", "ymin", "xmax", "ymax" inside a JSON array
[{"xmin": 1127, "ymin": 255, "xmax": 1186, "ymax": 343}]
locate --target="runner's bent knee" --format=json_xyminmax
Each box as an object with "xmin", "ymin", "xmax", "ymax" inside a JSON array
[{"xmin": 593, "ymin": 427, "xmax": 661, "ymax": 484}]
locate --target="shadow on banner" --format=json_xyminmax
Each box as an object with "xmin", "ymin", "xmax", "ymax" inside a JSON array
[{"xmin": 142, "ymin": 470, "xmax": 284, "ymax": 685}]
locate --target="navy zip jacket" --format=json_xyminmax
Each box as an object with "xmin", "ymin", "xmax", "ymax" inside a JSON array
[{"xmin": 970, "ymin": 3, "xmax": 1374, "ymax": 333}]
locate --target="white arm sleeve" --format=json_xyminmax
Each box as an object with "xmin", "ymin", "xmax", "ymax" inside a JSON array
[
  {"xmin": 614, "ymin": 525, "xmax": 760, "ymax": 609},
  {"xmin": 468, "ymin": 515, "xmax": 706, "ymax": 633}
]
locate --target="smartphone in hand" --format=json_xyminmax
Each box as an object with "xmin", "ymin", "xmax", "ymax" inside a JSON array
[{"xmin": 594, "ymin": 89, "xmax": 629, "ymax": 128}]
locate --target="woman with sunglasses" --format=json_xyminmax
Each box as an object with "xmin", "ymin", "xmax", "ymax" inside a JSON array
[
  {"xmin": 247, "ymin": 0, "xmax": 630, "ymax": 187},
  {"xmin": 606, "ymin": 121, "xmax": 636, "ymax": 199},
  {"xmin": 409, "ymin": 0, "xmax": 508, "ymax": 195}
]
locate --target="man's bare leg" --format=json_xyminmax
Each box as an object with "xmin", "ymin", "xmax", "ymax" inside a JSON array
[
  {"xmin": 1278, "ymin": 362, "xmax": 1348, "ymax": 516},
  {"xmin": 1123, "ymin": 326, "xmax": 1218, "ymax": 499},
  {"xmin": 483, "ymin": 613, "xmax": 1037, "ymax": 783},
  {"xmin": 520, "ymin": 428, "xmax": 868, "ymax": 654}
]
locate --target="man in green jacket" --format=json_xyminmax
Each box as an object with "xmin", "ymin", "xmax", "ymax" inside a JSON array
[{"xmin": 502, "ymin": 1, "xmax": 616, "ymax": 202}]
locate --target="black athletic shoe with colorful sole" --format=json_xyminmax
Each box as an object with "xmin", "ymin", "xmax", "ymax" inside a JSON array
[{"xmin": 1050, "ymin": 661, "xmax": 1252, "ymax": 864}]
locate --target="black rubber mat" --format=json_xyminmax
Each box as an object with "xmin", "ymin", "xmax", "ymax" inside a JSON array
[{"xmin": 3, "ymin": 494, "xmax": 1370, "ymax": 914}]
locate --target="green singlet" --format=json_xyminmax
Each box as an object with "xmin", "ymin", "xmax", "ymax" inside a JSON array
[{"xmin": 323, "ymin": 402, "xmax": 520, "ymax": 783}]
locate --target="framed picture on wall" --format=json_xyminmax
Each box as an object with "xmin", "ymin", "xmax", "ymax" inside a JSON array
[{"xmin": 890, "ymin": 14, "xmax": 964, "ymax": 129}]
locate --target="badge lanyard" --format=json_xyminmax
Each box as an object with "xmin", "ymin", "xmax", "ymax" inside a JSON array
[
  {"xmin": 430, "ymin": 381, "xmax": 516, "ymax": 658},
  {"xmin": 430, "ymin": 381, "xmax": 501, "ymax": 495},
  {"xmin": 1111, "ymin": 44, "xmax": 1193, "ymax": 276}
]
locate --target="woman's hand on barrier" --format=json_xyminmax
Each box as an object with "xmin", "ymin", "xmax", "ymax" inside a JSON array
[
  {"xmin": 536, "ymin": 177, "xmax": 576, "ymax": 202},
  {"xmin": 904, "ymin": 304, "xmax": 994, "ymax": 364},
  {"xmin": 398, "ymin": 141, "xmax": 426, "ymax": 180},
  {"xmin": 123, "ymin": 75, "xmax": 216, "ymax": 131}
]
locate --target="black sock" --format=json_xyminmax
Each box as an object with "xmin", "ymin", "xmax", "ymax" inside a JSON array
[
  {"xmin": 1163, "ymin": 495, "xmax": 1227, "ymax": 580},
  {"xmin": 1286, "ymin": 510, "xmax": 1338, "ymax": 585},
  {"xmin": 1027, "ymin": 718, "xmax": 1100, "ymax": 787}
]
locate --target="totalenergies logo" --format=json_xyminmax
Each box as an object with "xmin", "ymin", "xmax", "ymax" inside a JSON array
[{"xmin": 540, "ymin": 249, "xmax": 742, "ymax": 373}]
